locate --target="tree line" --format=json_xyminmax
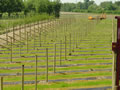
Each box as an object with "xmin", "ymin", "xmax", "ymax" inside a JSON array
[
  {"xmin": 0, "ymin": 0, "xmax": 61, "ymax": 18},
  {"xmin": 61, "ymin": 0, "xmax": 120, "ymax": 14}
]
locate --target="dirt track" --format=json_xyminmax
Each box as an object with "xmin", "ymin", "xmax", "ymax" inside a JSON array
[{"xmin": 0, "ymin": 20, "xmax": 55, "ymax": 46}]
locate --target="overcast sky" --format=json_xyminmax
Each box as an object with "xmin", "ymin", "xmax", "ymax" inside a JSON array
[{"xmin": 61, "ymin": 0, "xmax": 119, "ymax": 5}]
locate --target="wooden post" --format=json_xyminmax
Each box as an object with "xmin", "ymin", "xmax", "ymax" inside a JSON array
[
  {"xmin": 76, "ymin": 32, "xmax": 78, "ymax": 48},
  {"xmin": 13, "ymin": 26, "xmax": 15, "ymax": 42},
  {"xmin": 72, "ymin": 32, "xmax": 75, "ymax": 52},
  {"xmin": 19, "ymin": 42, "xmax": 21, "ymax": 57},
  {"xmin": 10, "ymin": 37, "xmax": 13, "ymax": 63},
  {"xmin": 65, "ymin": 36, "xmax": 67, "ymax": 60},
  {"xmin": 18, "ymin": 25, "xmax": 21, "ymax": 56},
  {"xmin": 22, "ymin": 65, "xmax": 24, "ymax": 90},
  {"xmin": 112, "ymin": 17, "xmax": 116, "ymax": 90},
  {"xmin": 54, "ymin": 43, "xmax": 56, "ymax": 73},
  {"xmin": 60, "ymin": 40, "xmax": 62, "ymax": 66},
  {"xmin": 39, "ymin": 31, "xmax": 41, "ymax": 47},
  {"xmin": 1, "ymin": 77, "xmax": 3, "ymax": 90},
  {"xmin": 38, "ymin": 22, "xmax": 39, "ymax": 30},
  {"xmin": 6, "ymin": 28, "xmax": 8, "ymax": 45},
  {"xmin": 69, "ymin": 33, "xmax": 72, "ymax": 55},
  {"xmin": 46, "ymin": 48, "xmax": 48, "ymax": 82},
  {"xmin": 24, "ymin": 24, "xmax": 26, "ymax": 40},
  {"xmin": 19, "ymin": 25, "xmax": 21, "ymax": 41},
  {"xmin": 112, "ymin": 16, "xmax": 120, "ymax": 90},
  {"xmin": 34, "ymin": 25, "xmax": 36, "ymax": 50},
  {"xmin": 30, "ymin": 23, "xmax": 32, "ymax": 37},
  {"xmin": 26, "ymin": 32, "xmax": 29, "ymax": 53},
  {"xmin": 35, "ymin": 55, "xmax": 38, "ymax": 90},
  {"xmin": 44, "ymin": 33, "xmax": 46, "ymax": 45}
]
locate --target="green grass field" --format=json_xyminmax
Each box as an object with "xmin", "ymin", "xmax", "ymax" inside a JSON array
[{"xmin": 0, "ymin": 13, "xmax": 115, "ymax": 90}]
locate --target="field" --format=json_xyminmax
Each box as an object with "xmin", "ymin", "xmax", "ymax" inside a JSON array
[
  {"xmin": 0, "ymin": 13, "xmax": 115, "ymax": 90},
  {"xmin": 0, "ymin": 14, "xmax": 54, "ymax": 35}
]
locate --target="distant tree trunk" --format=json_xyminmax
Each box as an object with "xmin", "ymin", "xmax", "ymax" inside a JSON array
[
  {"xmin": 24, "ymin": 10, "xmax": 27, "ymax": 16},
  {"xmin": 8, "ymin": 12, "xmax": 11, "ymax": 17},
  {"xmin": 0, "ymin": 13, "xmax": 3, "ymax": 19},
  {"xmin": 16, "ymin": 12, "xmax": 19, "ymax": 18}
]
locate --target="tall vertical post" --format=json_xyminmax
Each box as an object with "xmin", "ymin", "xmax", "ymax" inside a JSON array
[
  {"xmin": 24, "ymin": 24, "xmax": 27, "ymax": 40},
  {"xmin": 116, "ymin": 16, "xmax": 120, "ymax": 90},
  {"xmin": 19, "ymin": 25, "xmax": 22, "ymax": 56},
  {"xmin": 10, "ymin": 37, "xmax": 13, "ymax": 63},
  {"xmin": 13, "ymin": 26, "xmax": 15, "ymax": 42},
  {"xmin": 112, "ymin": 16, "xmax": 120, "ymax": 90},
  {"xmin": 39, "ymin": 31, "xmax": 41, "ymax": 47},
  {"xmin": 69, "ymin": 33, "xmax": 72, "ymax": 55},
  {"xmin": 112, "ymin": 17, "xmax": 116, "ymax": 90},
  {"xmin": 60, "ymin": 40, "xmax": 62, "ymax": 66},
  {"xmin": 46, "ymin": 48, "xmax": 48, "ymax": 82},
  {"xmin": 22, "ymin": 65, "xmax": 24, "ymax": 90},
  {"xmin": 30, "ymin": 23, "xmax": 32, "ymax": 37},
  {"xmin": 6, "ymin": 23, "xmax": 8, "ymax": 45},
  {"xmin": 6, "ymin": 28, "xmax": 8, "ymax": 45},
  {"xmin": 35, "ymin": 55, "xmax": 38, "ymax": 90},
  {"xmin": 1, "ymin": 77, "xmax": 3, "ymax": 90},
  {"xmin": 34, "ymin": 24, "xmax": 36, "ymax": 50},
  {"xmin": 19, "ymin": 25, "xmax": 21, "ymax": 41},
  {"xmin": 65, "ymin": 36, "xmax": 67, "ymax": 60},
  {"xmin": 76, "ymin": 32, "xmax": 78, "ymax": 48},
  {"xmin": 26, "ymin": 32, "xmax": 29, "ymax": 53},
  {"xmin": 54, "ymin": 43, "xmax": 56, "ymax": 73}
]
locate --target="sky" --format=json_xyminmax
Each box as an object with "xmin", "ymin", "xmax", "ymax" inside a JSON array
[{"xmin": 61, "ymin": 0, "xmax": 119, "ymax": 5}]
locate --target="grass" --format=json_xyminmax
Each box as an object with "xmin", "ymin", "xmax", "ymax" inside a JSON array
[
  {"xmin": 0, "ymin": 64, "xmax": 112, "ymax": 74},
  {"xmin": 0, "ymin": 13, "xmax": 55, "ymax": 34},
  {"xmin": 3, "ymin": 71, "xmax": 111, "ymax": 83},
  {"xmin": 0, "ymin": 13, "xmax": 113, "ymax": 90},
  {"xmin": 4, "ymin": 80, "xmax": 112, "ymax": 90}
]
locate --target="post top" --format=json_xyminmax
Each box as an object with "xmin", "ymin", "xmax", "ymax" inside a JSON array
[{"xmin": 115, "ymin": 16, "xmax": 120, "ymax": 19}]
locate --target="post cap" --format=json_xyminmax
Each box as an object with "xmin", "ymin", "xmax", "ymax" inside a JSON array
[{"xmin": 115, "ymin": 16, "xmax": 120, "ymax": 19}]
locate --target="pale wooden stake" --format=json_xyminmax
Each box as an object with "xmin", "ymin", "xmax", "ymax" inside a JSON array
[
  {"xmin": 60, "ymin": 40, "xmax": 62, "ymax": 66},
  {"xmin": 46, "ymin": 48, "xmax": 48, "ymax": 82},
  {"xmin": 22, "ymin": 65, "xmax": 24, "ymax": 90},
  {"xmin": 65, "ymin": 36, "xmax": 67, "ymax": 60},
  {"xmin": 26, "ymin": 32, "xmax": 29, "ymax": 53},
  {"xmin": 69, "ymin": 33, "xmax": 72, "ymax": 55},
  {"xmin": 35, "ymin": 55, "xmax": 38, "ymax": 90},
  {"xmin": 10, "ymin": 37, "xmax": 13, "ymax": 63},
  {"xmin": 1, "ymin": 77, "xmax": 3, "ymax": 90},
  {"xmin": 54, "ymin": 44, "xmax": 56, "ymax": 73}
]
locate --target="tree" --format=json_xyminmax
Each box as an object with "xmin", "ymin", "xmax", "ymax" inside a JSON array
[
  {"xmin": 6, "ymin": 0, "xmax": 16, "ymax": 17},
  {"xmin": 115, "ymin": 1, "xmax": 120, "ymax": 6},
  {"xmin": 84, "ymin": 0, "xmax": 89, "ymax": 3},
  {"xmin": 77, "ymin": 2, "xmax": 84, "ymax": 9},
  {"xmin": 100, "ymin": 1, "xmax": 116, "ymax": 10},
  {"xmin": 88, "ymin": 4, "xmax": 98, "ymax": 12},
  {"xmin": 47, "ymin": 2, "xmax": 53, "ymax": 15},
  {"xmin": 14, "ymin": 0, "xmax": 24, "ymax": 15},
  {"xmin": 83, "ymin": 0, "xmax": 94, "ymax": 9},
  {"xmin": 24, "ymin": 0, "xmax": 35, "ymax": 15},
  {"xmin": 53, "ymin": 0, "xmax": 61, "ymax": 18},
  {"xmin": 36, "ymin": 0, "xmax": 48, "ymax": 13},
  {"xmin": 61, "ymin": 3, "xmax": 76, "ymax": 12},
  {"xmin": 0, "ymin": 0, "xmax": 8, "ymax": 18}
]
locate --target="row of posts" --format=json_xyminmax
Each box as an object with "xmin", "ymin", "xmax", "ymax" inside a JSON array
[{"xmin": 0, "ymin": 17, "xmax": 92, "ymax": 89}]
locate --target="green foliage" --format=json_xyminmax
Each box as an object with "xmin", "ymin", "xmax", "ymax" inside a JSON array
[
  {"xmin": 53, "ymin": 0, "xmax": 61, "ymax": 18},
  {"xmin": 0, "ymin": 0, "xmax": 61, "ymax": 18},
  {"xmin": 61, "ymin": 0, "xmax": 120, "ymax": 14},
  {"xmin": 100, "ymin": 1, "xmax": 117, "ymax": 11},
  {"xmin": 0, "ymin": 13, "xmax": 54, "ymax": 32},
  {"xmin": 61, "ymin": 3, "xmax": 76, "ymax": 12}
]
